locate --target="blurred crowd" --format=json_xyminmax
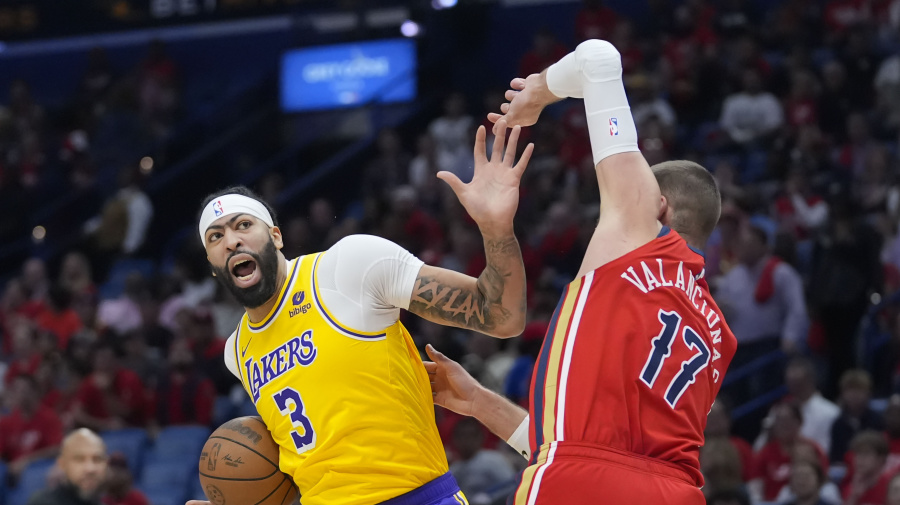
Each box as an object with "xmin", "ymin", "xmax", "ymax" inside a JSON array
[{"xmin": 1, "ymin": 0, "xmax": 900, "ymax": 503}]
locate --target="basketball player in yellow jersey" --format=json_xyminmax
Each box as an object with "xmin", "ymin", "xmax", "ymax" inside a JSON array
[{"xmin": 185, "ymin": 121, "xmax": 533, "ymax": 505}]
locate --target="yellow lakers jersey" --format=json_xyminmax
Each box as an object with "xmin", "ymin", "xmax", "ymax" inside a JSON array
[{"xmin": 230, "ymin": 254, "xmax": 448, "ymax": 505}]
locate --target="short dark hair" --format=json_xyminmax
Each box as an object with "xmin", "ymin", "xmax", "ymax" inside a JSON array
[
  {"xmin": 650, "ymin": 160, "xmax": 721, "ymax": 244},
  {"xmin": 840, "ymin": 369, "xmax": 873, "ymax": 392},
  {"xmin": 197, "ymin": 185, "xmax": 279, "ymax": 228},
  {"xmin": 792, "ymin": 458, "xmax": 825, "ymax": 486},
  {"xmin": 851, "ymin": 430, "xmax": 889, "ymax": 458}
]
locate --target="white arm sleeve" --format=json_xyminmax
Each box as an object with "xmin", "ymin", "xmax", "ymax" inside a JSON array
[
  {"xmin": 224, "ymin": 332, "xmax": 240, "ymax": 379},
  {"xmin": 507, "ymin": 415, "xmax": 532, "ymax": 460},
  {"xmin": 316, "ymin": 235, "xmax": 425, "ymax": 333}
]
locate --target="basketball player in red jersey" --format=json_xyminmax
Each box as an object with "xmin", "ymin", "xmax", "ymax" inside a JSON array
[{"xmin": 427, "ymin": 40, "xmax": 737, "ymax": 505}]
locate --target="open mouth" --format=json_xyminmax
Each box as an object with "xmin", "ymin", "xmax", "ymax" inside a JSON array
[{"xmin": 229, "ymin": 255, "xmax": 260, "ymax": 287}]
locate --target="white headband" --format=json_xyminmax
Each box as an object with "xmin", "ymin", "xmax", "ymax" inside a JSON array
[{"xmin": 199, "ymin": 194, "xmax": 274, "ymax": 244}]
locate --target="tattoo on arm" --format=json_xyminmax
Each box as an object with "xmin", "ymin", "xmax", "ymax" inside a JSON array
[{"xmin": 409, "ymin": 237, "xmax": 523, "ymax": 332}]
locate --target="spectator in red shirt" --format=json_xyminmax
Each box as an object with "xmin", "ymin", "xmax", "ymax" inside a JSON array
[
  {"xmin": 151, "ymin": 338, "xmax": 215, "ymax": 427},
  {"xmin": 5, "ymin": 317, "xmax": 43, "ymax": 385},
  {"xmin": 184, "ymin": 307, "xmax": 231, "ymax": 395},
  {"xmin": 783, "ymin": 459, "xmax": 834, "ymax": 505},
  {"xmin": 518, "ymin": 29, "xmax": 568, "ymax": 79},
  {"xmin": 843, "ymin": 431, "xmax": 894, "ymax": 505},
  {"xmin": 785, "ymin": 71, "xmax": 820, "ymax": 129},
  {"xmin": 706, "ymin": 400, "xmax": 755, "ymax": 482},
  {"xmin": 753, "ymin": 403, "xmax": 829, "ymax": 501},
  {"xmin": 0, "ymin": 375, "xmax": 64, "ymax": 478},
  {"xmin": 36, "ymin": 285, "xmax": 83, "ymax": 351},
  {"xmin": 884, "ymin": 397, "xmax": 900, "ymax": 475},
  {"xmin": 575, "ymin": 0, "xmax": 619, "ymax": 42},
  {"xmin": 72, "ymin": 341, "xmax": 149, "ymax": 431},
  {"xmin": 102, "ymin": 453, "xmax": 149, "ymax": 505}
]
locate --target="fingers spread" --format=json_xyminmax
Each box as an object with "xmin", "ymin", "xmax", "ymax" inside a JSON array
[
  {"xmin": 505, "ymin": 125, "xmax": 521, "ymax": 165},
  {"xmin": 492, "ymin": 119, "xmax": 508, "ymax": 161},
  {"xmin": 513, "ymin": 142, "xmax": 535, "ymax": 178},
  {"xmin": 473, "ymin": 125, "xmax": 487, "ymax": 165}
]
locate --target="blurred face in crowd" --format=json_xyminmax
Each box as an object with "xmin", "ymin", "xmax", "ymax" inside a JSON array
[
  {"xmin": 168, "ymin": 338, "xmax": 194, "ymax": 372},
  {"xmin": 854, "ymin": 448, "xmax": 886, "ymax": 478},
  {"xmin": 59, "ymin": 430, "xmax": 108, "ymax": 500},
  {"xmin": 737, "ymin": 227, "xmax": 767, "ymax": 267},
  {"xmin": 841, "ymin": 384, "xmax": 871, "ymax": 415},
  {"xmin": 205, "ymin": 213, "xmax": 283, "ymax": 309},
  {"xmin": 705, "ymin": 402, "xmax": 731, "ymax": 438},
  {"xmin": 93, "ymin": 347, "xmax": 117, "ymax": 375},
  {"xmin": 789, "ymin": 462, "xmax": 821, "ymax": 501},
  {"xmin": 771, "ymin": 404, "xmax": 801, "ymax": 445},
  {"xmin": 884, "ymin": 398, "xmax": 900, "ymax": 438},
  {"xmin": 22, "ymin": 258, "xmax": 47, "ymax": 290},
  {"xmin": 785, "ymin": 363, "xmax": 816, "ymax": 399},
  {"xmin": 9, "ymin": 376, "xmax": 39, "ymax": 413}
]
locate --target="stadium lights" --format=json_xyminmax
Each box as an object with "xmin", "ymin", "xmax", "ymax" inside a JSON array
[
  {"xmin": 32, "ymin": 226, "xmax": 46, "ymax": 242},
  {"xmin": 140, "ymin": 156, "xmax": 154, "ymax": 173},
  {"xmin": 400, "ymin": 20, "xmax": 421, "ymax": 38},
  {"xmin": 432, "ymin": 0, "xmax": 458, "ymax": 9}
]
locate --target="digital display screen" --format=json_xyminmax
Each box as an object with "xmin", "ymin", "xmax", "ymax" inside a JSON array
[{"xmin": 280, "ymin": 39, "xmax": 417, "ymax": 112}]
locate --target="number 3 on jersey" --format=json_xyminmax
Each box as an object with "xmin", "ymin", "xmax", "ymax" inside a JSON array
[
  {"xmin": 272, "ymin": 387, "xmax": 316, "ymax": 454},
  {"xmin": 640, "ymin": 309, "xmax": 711, "ymax": 408}
]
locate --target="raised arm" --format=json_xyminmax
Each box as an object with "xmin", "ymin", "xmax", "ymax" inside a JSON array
[
  {"xmin": 407, "ymin": 122, "xmax": 533, "ymax": 338},
  {"xmin": 491, "ymin": 40, "xmax": 662, "ymax": 277}
]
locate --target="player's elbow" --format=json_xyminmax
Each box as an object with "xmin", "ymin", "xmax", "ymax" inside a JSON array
[{"xmin": 492, "ymin": 316, "xmax": 526, "ymax": 339}]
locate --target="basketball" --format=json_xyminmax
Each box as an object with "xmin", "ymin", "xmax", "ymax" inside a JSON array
[{"xmin": 198, "ymin": 416, "xmax": 298, "ymax": 505}]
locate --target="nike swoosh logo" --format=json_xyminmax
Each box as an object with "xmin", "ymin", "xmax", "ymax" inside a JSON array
[{"xmin": 242, "ymin": 337, "xmax": 253, "ymax": 357}]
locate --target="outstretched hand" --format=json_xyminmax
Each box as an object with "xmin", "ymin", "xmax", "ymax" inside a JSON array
[
  {"xmin": 487, "ymin": 73, "xmax": 561, "ymax": 134},
  {"xmin": 437, "ymin": 120, "xmax": 533, "ymax": 236},
  {"xmin": 423, "ymin": 344, "xmax": 483, "ymax": 417}
]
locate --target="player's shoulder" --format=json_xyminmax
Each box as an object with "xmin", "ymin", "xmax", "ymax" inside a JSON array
[{"xmin": 328, "ymin": 234, "xmax": 405, "ymax": 253}]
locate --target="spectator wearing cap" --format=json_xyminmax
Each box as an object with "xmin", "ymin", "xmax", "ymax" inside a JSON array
[
  {"xmin": 72, "ymin": 341, "xmax": 148, "ymax": 431},
  {"xmin": 102, "ymin": 453, "xmax": 149, "ymax": 505},
  {"xmin": 0, "ymin": 375, "xmax": 64, "ymax": 478},
  {"xmin": 831, "ymin": 370, "xmax": 884, "ymax": 463},
  {"xmin": 843, "ymin": 431, "xmax": 893, "ymax": 505}
]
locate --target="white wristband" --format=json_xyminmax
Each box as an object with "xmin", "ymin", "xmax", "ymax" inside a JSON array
[{"xmin": 507, "ymin": 416, "xmax": 531, "ymax": 460}]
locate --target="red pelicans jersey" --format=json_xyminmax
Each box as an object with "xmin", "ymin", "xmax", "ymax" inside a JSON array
[{"xmin": 515, "ymin": 227, "xmax": 737, "ymax": 504}]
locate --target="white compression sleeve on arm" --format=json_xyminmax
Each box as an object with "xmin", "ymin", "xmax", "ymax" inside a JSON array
[
  {"xmin": 546, "ymin": 51, "xmax": 584, "ymax": 99},
  {"xmin": 576, "ymin": 40, "xmax": 639, "ymax": 164},
  {"xmin": 507, "ymin": 415, "xmax": 532, "ymax": 460}
]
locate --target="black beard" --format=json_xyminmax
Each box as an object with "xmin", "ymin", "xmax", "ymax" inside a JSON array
[{"xmin": 212, "ymin": 238, "xmax": 280, "ymax": 309}]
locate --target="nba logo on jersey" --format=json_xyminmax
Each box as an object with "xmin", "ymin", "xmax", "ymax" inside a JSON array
[
  {"xmin": 609, "ymin": 118, "xmax": 619, "ymax": 136},
  {"xmin": 213, "ymin": 200, "xmax": 224, "ymax": 217}
]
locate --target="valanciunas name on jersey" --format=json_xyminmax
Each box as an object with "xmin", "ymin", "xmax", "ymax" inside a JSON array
[
  {"xmin": 621, "ymin": 258, "xmax": 726, "ymax": 384},
  {"xmin": 244, "ymin": 330, "xmax": 317, "ymax": 402}
]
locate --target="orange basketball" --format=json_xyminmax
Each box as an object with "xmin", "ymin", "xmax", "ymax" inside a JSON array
[{"xmin": 198, "ymin": 416, "xmax": 298, "ymax": 505}]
